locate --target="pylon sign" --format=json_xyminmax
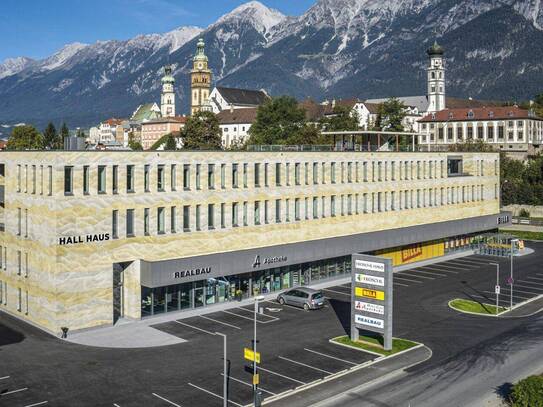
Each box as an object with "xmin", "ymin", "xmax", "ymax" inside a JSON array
[{"xmin": 351, "ymin": 254, "xmax": 393, "ymax": 351}]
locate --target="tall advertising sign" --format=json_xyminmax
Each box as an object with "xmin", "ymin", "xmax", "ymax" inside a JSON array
[{"xmin": 351, "ymin": 254, "xmax": 393, "ymax": 350}]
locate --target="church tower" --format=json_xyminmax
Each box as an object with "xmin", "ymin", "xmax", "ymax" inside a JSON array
[
  {"xmin": 190, "ymin": 38, "xmax": 212, "ymax": 115},
  {"xmin": 427, "ymin": 41, "xmax": 445, "ymax": 113},
  {"xmin": 161, "ymin": 65, "xmax": 175, "ymax": 117}
]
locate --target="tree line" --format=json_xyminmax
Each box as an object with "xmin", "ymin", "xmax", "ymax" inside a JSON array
[{"xmin": 6, "ymin": 122, "xmax": 71, "ymax": 150}]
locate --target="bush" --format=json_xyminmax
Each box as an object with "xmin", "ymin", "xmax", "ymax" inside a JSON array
[
  {"xmin": 511, "ymin": 375, "xmax": 543, "ymax": 406},
  {"xmin": 518, "ymin": 209, "xmax": 531, "ymax": 218}
]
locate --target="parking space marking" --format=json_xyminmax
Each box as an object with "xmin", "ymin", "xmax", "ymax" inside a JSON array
[
  {"xmin": 188, "ymin": 383, "xmax": 243, "ymax": 407},
  {"xmin": 527, "ymin": 276, "xmax": 543, "ymax": 282},
  {"xmin": 394, "ymin": 282, "xmax": 410, "ymax": 287},
  {"xmin": 500, "ymin": 287, "xmax": 542, "ymax": 296},
  {"xmin": 174, "ymin": 320, "xmax": 216, "ymax": 336},
  {"xmin": 397, "ymin": 272, "xmax": 435, "ymax": 280},
  {"xmin": 199, "ymin": 315, "xmax": 242, "ymax": 330},
  {"xmin": 514, "ymin": 283, "xmax": 543, "ymax": 292},
  {"xmin": 257, "ymin": 367, "xmax": 306, "ymax": 385},
  {"xmin": 409, "ymin": 269, "xmax": 447, "ymax": 277},
  {"xmin": 482, "ymin": 290, "xmax": 530, "ymax": 300},
  {"xmin": 264, "ymin": 300, "xmax": 306, "ymax": 312},
  {"xmin": 519, "ymin": 279, "xmax": 543, "ymax": 287},
  {"xmin": 220, "ymin": 374, "xmax": 276, "ymax": 396},
  {"xmin": 420, "ymin": 265, "xmax": 459, "ymax": 273},
  {"xmin": 393, "ymin": 276, "xmax": 423, "ymax": 284},
  {"xmin": 303, "ymin": 348, "xmax": 359, "ymax": 366},
  {"xmin": 221, "ymin": 310, "xmax": 276, "ymax": 323},
  {"xmin": 0, "ymin": 376, "xmax": 10, "ymax": 380},
  {"xmin": 444, "ymin": 260, "xmax": 481, "ymax": 268},
  {"xmin": 458, "ymin": 258, "xmax": 492, "ymax": 265},
  {"xmin": 323, "ymin": 288, "xmax": 351, "ymax": 296},
  {"xmin": 0, "ymin": 387, "xmax": 28, "ymax": 396},
  {"xmin": 24, "ymin": 403, "xmax": 48, "ymax": 407},
  {"xmin": 234, "ymin": 307, "xmax": 280, "ymax": 321},
  {"xmin": 152, "ymin": 392, "xmax": 182, "ymax": 407},
  {"xmin": 278, "ymin": 356, "xmax": 334, "ymax": 375},
  {"xmin": 113, "ymin": 404, "xmax": 121, "ymax": 407}
]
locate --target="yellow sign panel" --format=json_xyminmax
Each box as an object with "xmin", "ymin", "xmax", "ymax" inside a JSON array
[
  {"xmin": 244, "ymin": 348, "xmax": 261, "ymax": 363},
  {"xmin": 376, "ymin": 241, "xmax": 445, "ymax": 266},
  {"xmin": 253, "ymin": 374, "xmax": 260, "ymax": 385},
  {"xmin": 355, "ymin": 287, "xmax": 385, "ymax": 301}
]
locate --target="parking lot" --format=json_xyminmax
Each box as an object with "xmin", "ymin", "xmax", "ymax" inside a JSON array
[{"xmin": 1, "ymin": 243, "xmax": 542, "ymax": 406}]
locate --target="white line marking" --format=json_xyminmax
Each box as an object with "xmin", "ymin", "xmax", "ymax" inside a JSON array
[
  {"xmin": 173, "ymin": 320, "xmax": 216, "ymax": 336},
  {"xmin": 420, "ymin": 265, "xmax": 459, "ymax": 273},
  {"xmin": 393, "ymin": 276, "xmax": 423, "ymax": 284},
  {"xmin": 220, "ymin": 374, "xmax": 276, "ymax": 396},
  {"xmin": 527, "ymin": 276, "xmax": 543, "ymax": 281},
  {"xmin": 0, "ymin": 387, "xmax": 28, "ymax": 396},
  {"xmin": 393, "ymin": 282, "xmax": 410, "ymax": 287},
  {"xmin": 482, "ymin": 291, "xmax": 530, "ymax": 300},
  {"xmin": 279, "ymin": 356, "xmax": 334, "ymax": 374},
  {"xmin": 536, "ymin": 273, "xmax": 543, "ymax": 277},
  {"xmin": 445, "ymin": 260, "xmax": 483, "ymax": 267},
  {"xmin": 188, "ymin": 383, "xmax": 243, "ymax": 407},
  {"xmin": 221, "ymin": 310, "xmax": 275, "ymax": 323},
  {"xmin": 264, "ymin": 299, "xmax": 306, "ymax": 312},
  {"xmin": 409, "ymin": 269, "xmax": 447, "ymax": 277},
  {"xmin": 500, "ymin": 287, "xmax": 542, "ymax": 296},
  {"xmin": 514, "ymin": 284, "xmax": 543, "ymax": 292},
  {"xmin": 152, "ymin": 392, "xmax": 182, "ymax": 407},
  {"xmin": 304, "ymin": 348, "xmax": 359, "ymax": 366},
  {"xmin": 398, "ymin": 272, "xmax": 435, "ymax": 280},
  {"xmin": 0, "ymin": 376, "xmax": 10, "ymax": 380},
  {"xmin": 24, "ymin": 402, "xmax": 48, "ymax": 407},
  {"xmin": 234, "ymin": 307, "xmax": 279, "ymax": 321},
  {"xmin": 257, "ymin": 367, "xmax": 306, "ymax": 385},
  {"xmin": 199, "ymin": 315, "xmax": 241, "ymax": 330},
  {"xmin": 113, "ymin": 404, "xmax": 121, "ymax": 407},
  {"xmin": 323, "ymin": 288, "xmax": 351, "ymax": 296},
  {"xmin": 519, "ymin": 280, "xmax": 543, "ymax": 287}
]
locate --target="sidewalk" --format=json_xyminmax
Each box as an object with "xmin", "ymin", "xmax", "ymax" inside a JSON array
[{"xmin": 502, "ymin": 295, "xmax": 543, "ymax": 318}]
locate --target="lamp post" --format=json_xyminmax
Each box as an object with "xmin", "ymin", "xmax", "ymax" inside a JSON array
[
  {"xmin": 215, "ymin": 332, "xmax": 227, "ymax": 407},
  {"xmin": 510, "ymin": 238, "xmax": 519, "ymax": 309},
  {"xmin": 253, "ymin": 295, "xmax": 265, "ymax": 407},
  {"xmin": 490, "ymin": 263, "xmax": 500, "ymax": 314}
]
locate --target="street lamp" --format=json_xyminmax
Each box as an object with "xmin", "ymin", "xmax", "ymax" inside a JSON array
[
  {"xmin": 490, "ymin": 262, "xmax": 500, "ymax": 314},
  {"xmin": 215, "ymin": 331, "xmax": 228, "ymax": 407},
  {"xmin": 510, "ymin": 238, "xmax": 519, "ymax": 309},
  {"xmin": 253, "ymin": 295, "xmax": 265, "ymax": 407}
]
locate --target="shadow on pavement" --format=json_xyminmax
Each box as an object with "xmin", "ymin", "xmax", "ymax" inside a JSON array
[
  {"xmin": 0, "ymin": 322, "xmax": 25, "ymax": 347},
  {"xmin": 495, "ymin": 382, "xmax": 513, "ymax": 404},
  {"xmin": 328, "ymin": 298, "xmax": 351, "ymax": 335}
]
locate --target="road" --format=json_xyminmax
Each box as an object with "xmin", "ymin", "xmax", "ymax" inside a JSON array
[{"xmin": 315, "ymin": 307, "xmax": 543, "ymax": 407}]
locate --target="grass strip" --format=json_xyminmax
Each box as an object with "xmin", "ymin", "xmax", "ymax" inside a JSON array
[
  {"xmin": 449, "ymin": 298, "xmax": 506, "ymax": 315},
  {"xmin": 331, "ymin": 335, "xmax": 419, "ymax": 357}
]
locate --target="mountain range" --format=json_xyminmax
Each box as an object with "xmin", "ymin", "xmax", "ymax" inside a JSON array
[{"xmin": 1, "ymin": 0, "xmax": 542, "ymax": 130}]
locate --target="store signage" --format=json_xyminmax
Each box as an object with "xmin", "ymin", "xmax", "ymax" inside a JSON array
[
  {"xmin": 355, "ymin": 301, "xmax": 384, "ymax": 315},
  {"xmin": 355, "ymin": 314, "xmax": 384, "ymax": 329},
  {"xmin": 355, "ymin": 287, "xmax": 385, "ymax": 300},
  {"xmin": 401, "ymin": 244, "xmax": 423, "ymax": 263},
  {"xmin": 173, "ymin": 267, "xmax": 212, "ymax": 279},
  {"xmin": 58, "ymin": 233, "xmax": 110, "ymax": 245},
  {"xmin": 351, "ymin": 254, "xmax": 393, "ymax": 351},
  {"xmin": 355, "ymin": 274, "xmax": 385, "ymax": 287},
  {"xmin": 355, "ymin": 259, "xmax": 385, "ymax": 273},
  {"xmin": 252, "ymin": 254, "xmax": 287, "ymax": 268},
  {"xmin": 244, "ymin": 347, "xmax": 261, "ymax": 363},
  {"xmin": 497, "ymin": 215, "xmax": 510, "ymax": 225}
]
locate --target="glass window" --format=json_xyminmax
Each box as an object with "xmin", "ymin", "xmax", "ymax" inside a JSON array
[
  {"xmin": 196, "ymin": 164, "xmax": 201, "ymax": 190},
  {"xmin": 144, "ymin": 208, "xmax": 150, "ymax": 235},
  {"xmin": 97, "ymin": 166, "xmax": 106, "ymax": 193},
  {"xmin": 275, "ymin": 199, "xmax": 281, "ymax": 223},
  {"xmin": 112, "ymin": 210, "xmax": 118, "ymax": 239},
  {"xmin": 295, "ymin": 198, "xmax": 300, "ymax": 221},
  {"xmin": 295, "ymin": 163, "xmax": 301, "ymax": 185},
  {"xmin": 157, "ymin": 207, "xmax": 165, "ymax": 234},
  {"xmin": 254, "ymin": 163, "xmax": 260, "ymax": 187},
  {"xmin": 232, "ymin": 164, "xmax": 239, "ymax": 188},
  {"xmin": 243, "ymin": 201, "xmax": 248, "ymax": 226},
  {"xmin": 232, "ymin": 202, "xmax": 239, "ymax": 227},
  {"xmin": 254, "ymin": 201, "xmax": 261, "ymax": 225},
  {"xmin": 264, "ymin": 163, "xmax": 269, "ymax": 187},
  {"xmin": 83, "ymin": 165, "xmax": 90, "ymax": 194},
  {"xmin": 208, "ymin": 164, "xmax": 215, "ymax": 189},
  {"xmin": 143, "ymin": 164, "xmax": 150, "ymax": 192},
  {"xmin": 331, "ymin": 195, "xmax": 336, "ymax": 217},
  {"xmin": 221, "ymin": 164, "xmax": 226, "ymax": 189},
  {"xmin": 305, "ymin": 163, "xmax": 309, "ymax": 185},
  {"xmin": 183, "ymin": 164, "xmax": 190, "ymax": 190},
  {"xmin": 313, "ymin": 197, "xmax": 318, "ymax": 219},
  {"xmin": 275, "ymin": 163, "xmax": 281, "ymax": 186},
  {"xmin": 171, "ymin": 164, "xmax": 177, "ymax": 191},
  {"xmin": 64, "ymin": 166, "xmax": 73, "ymax": 195},
  {"xmin": 171, "ymin": 206, "xmax": 177, "ymax": 233},
  {"xmin": 157, "ymin": 165, "xmax": 165, "ymax": 191},
  {"xmin": 208, "ymin": 204, "xmax": 215, "ymax": 229},
  {"xmin": 126, "ymin": 209, "xmax": 135, "ymax": 237},
  {"xmin": 221, "ymin": 203, "xmax": 226, "ymax": 228},
  {"xmin": 243, "ymin": 163, "xmax": 248, "ymax": 188},
  {"xmin": 183, "ymin": 206, "xmax": 190, "ymax": 231},
  {"xmin": 313, "ymin": 162, "xmax": 318, "ymax": 184},
  {"xmin": 196, "ymin": 205, "xmax": 201, "ymax": 230},
  {"xmin": 347, "ymin": 162, "xmax": 352, "ymax": 183},
  {"xmin": 126, "ymin": 165, "xmax": 135, "ymax": 192}
]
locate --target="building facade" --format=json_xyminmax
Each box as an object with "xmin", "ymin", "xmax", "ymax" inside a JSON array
[
  {"xmin": 190, "ymin": 39, "xmax": 212, "ymax": 115},
  {"xmin": 217, "ymin": 108, "xmax": 257, "ymax": 148},
  {"xmin": 140, "ymin": 117, "xmax": 187, "ymax": 150},
  {"xmin": 426, "ymin": 41, "xmax": 446, "ymax": 113},
  {"xmin": 160, "ymin": 65, "xmax": 176, "ymax": 118},
  {"xmin": 419, "ymin": 106, "xmax": 543, "ymax": 155},
  {"xmin": 0, "ymin": 151, "xmax": 507, "ymax": 334},
  {"xmin": 209, "ymin": 87, "xmax": 269, "ymax": 114}
]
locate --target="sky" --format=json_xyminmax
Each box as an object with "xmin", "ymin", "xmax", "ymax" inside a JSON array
[{"xmin": 0, "ymin": 0, "xmax": 315, "ymax": 61}]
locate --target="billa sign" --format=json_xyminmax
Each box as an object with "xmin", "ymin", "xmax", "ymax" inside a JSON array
[{"xmin": 351, "ymin": 254, "xmax": 393, "ymax": 351}]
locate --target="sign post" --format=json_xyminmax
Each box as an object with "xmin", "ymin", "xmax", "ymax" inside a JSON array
[{"xmin": 351, "ymin": 254, "xmax": 393, "ymax": 351}]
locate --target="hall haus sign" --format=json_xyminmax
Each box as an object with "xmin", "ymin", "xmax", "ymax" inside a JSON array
[{"xmin": 58, "ymin": 233, "xmax": 110, "ymax": 245}]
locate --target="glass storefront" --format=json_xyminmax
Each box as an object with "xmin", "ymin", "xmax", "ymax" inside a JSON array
[{"xmin": 141, "ymin": 255, "xmax": 350, "ymax": 317}]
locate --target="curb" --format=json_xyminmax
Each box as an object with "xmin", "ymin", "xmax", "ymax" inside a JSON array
[{"xmin": 448, "ymin": 299, "xmax": 505, "ymax": 317}]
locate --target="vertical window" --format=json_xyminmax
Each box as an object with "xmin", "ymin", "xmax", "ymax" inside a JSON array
[
  {"xmin": 196, "ymin": 205, "xmax": 201, "ymax": 230},
  {"xmin": 285, "ymin": 199, "xmax": 291, "ymax": 221},
  {"xmin": 83, "ymin": 166, "xmax": 90, "ymax": 194},
  {"xmin": 254, "ymin": 163, "xmax": 260, "ymax": 187},
  {"xmin": 275, "ymin": 163, "xmax": 281, "ymax": 186},
  {"xmin": 112, "ymin": 210, "xmax": 118, "ymax": 239},
  {"xmin": 171, "ymin": 206, "xmax": 177, "ymax": 233},
  {"xmin": 17, "ymin": 250, "xmax": 21, "ymax": 275},
  {"xmin": 24, "ymin": 165, "xmax": 28, "ymax": 192},
  {"xmin": 31, "ymin": 165, "xmax": 36, "ymax": 194},
  {"xmin": 341, "ymin": 162, "xmax": 345, "ymax": 183},
  {"xmin": 313, "ymin": 197, "xmax": 318, "ymax": 219},
  {"xmin": 144, "ymin": 208, "xmax": 150, "ymax": 235},
  {"xmin": 347, "ymin": 162, "xmax": 353, "ymax": 183},
  {"xmin": 363, "ymin": 193, "xmax": 368, "ymax": 214},
  {"xmin": 17, "ymin": 208, "xmax": 21, "ymax": 235},
  {"xmin": 208, "ymin": 164, "xmax": 215, "ymax": 189},
  {"xmin": 126, "ymin": 209, "xmax": 134, "ymax": 237},
  {"xmin": 313, "ymin": 162, "xmax": 318, "ymax": 184},
  {"xmin": 183, "ymin": 164, "xmax": 190, "ymax": 190},
  {"xmin": 157, "ymin": 165, "xmax": 165, "ymax": 191},
  {"xmin": 64, "ymin": 166, "xmax": 73, "ymax": 195},
  {"xmin": 254, "ymin": 201, "xmax": 261, "ymax": 225},
  {"xmin": 347, "ymin": 194, "xmax": 352, "ymax": 215},
  {"xmin": 304, "ymin": 163, "xmax": 309, "ymax": 185},
  {"xmin": 264, "ymin": 163, "xmax": 269, "ymax": 187},
  {"xmin": 221, "ymin": 164, "xmax": 226, "ymax": 189},
  {"xmin": 157, "ymin": 207, "xmax": 165, "ymax": 234},
  {"xmin": 363, "ymin": 162, "xmax": 368, "ymax": 182},
  {"xmin": 391, "ymin": 162, "xmax": 396, "ymax": 181},
  {"xmin": 207, "ymin": 204, "xmax": 215, "ymax": 229},
  {"xmin": 171, "ymin": 164, "xmax": 177, "ymax": 191},
  {"xmin": 40, "ymin": 165, "xmax": 43, "ymax": 195},
  {"xmin": 243, "ymin": 201, "xmax": 248, "ymax": 226},
  {"xmin": 24, "ymin": 209, "xmax": 28, "ymax": 238},
  {"xmin": 295, "ymin": 198, "xmax": 300, "ymax": 221},
  {"xmin": 304, "ymin": 197, "xmax": 309, "ymax": 220},
  {"xmin": 196, "ymin": 164, "xmax": 201, "ymax": 190},
  {"xmin": 295, "ymin": 163, "xmax": 301, "ymax": 185},
  {"xmin": 126, "ymin": 165, "xmax": 135, "ymax": 192},
  {"xmin": 243, "ymin": 163, "xmax": 248, "ymax": 188},
  {"xmin": 285, "ymin": 163, "xmax": 290, "ymax": 186},
  {"xmin": 17, "ymin": 164, "xmax": 21, "ymax": 192},
  {"xmin": 48, "ymin": 166, "xmax": 53, "ymax": 196},
  {"xmin": 221, "ymin": 203, "xmax": 226, "ymax": 228},
  {"xmin": 144, "ymin": 165, "xmax": 150, "ymax": 192},
  {"xmin": 183, "ymin": 206, "xmax": 190, "ymax": 231},
  {"xmin": 97, "ymin": 166, "xmax": 106, "ymax": 193},
  {"xmin": 322, "ymin": 162, "xmax": 326, "ymax": 184},
  {"xmin": 232, "ymin": 202, "xmax": 239, "ymax": 227},
  {"xmin": 265, "ymin": 200, "xmax": 270, "ymax": 224},
  {"xmin": 232, "ymin": 164, "xmax": 239, "ymax": 188},
  {"xmin": 17, "ymin": 287, "xmax": 21, "ymax": 312},
  {"xmin": 331, "ymin": 195, "xmax": 336, "ymax": 217},
  {"xmin": 275, "ymin": 199, "xmax": 281, "ymax": 223},
  {"xmin": 112, "ymin": 165, "xmax": 118, "ymax": 194},
  {"xmin": 331, "ymin": 162, "xmax": 336, "ymax": 183},
  {"xmin": 321, "ymin": 196, "xmax": 326, "ymax": 218},
  {"xmin": 372, "ymin": 162, "xmax": 376, "ymax": 182}
]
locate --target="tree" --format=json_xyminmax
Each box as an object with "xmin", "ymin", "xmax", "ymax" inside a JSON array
[
  {"xmin": 375, "ymin": 98, "xmax": 407, "ymax": 131},
  {"xmin": 448, "ymin": 139, "xmax": 494, "ymax": 152},
  {"xmin": 286, "ymin": 124, "xmax": 322, "ymax": 145},
  {"xmin": 7, "ymin": 125, "xmax": 44, "ymax": 150},
  {"xmin": 248, "ymin": 96, "xmax": 306, "ymax": 145},
  {"xmin": 182, "ymin": 111, "xmax": 222, "ymax": 150},
  {"xmin": 319, "ymin": 105, "xmax": 360, "ymax": 132},
  {"xmin": 510, "ymin": 375, "xmax": 543, "ymax": 406},
  {"xmin": 128, "ymin": 132, "xmax": 143, "ymax": 151},
  {"xmin": 60, "ymin": 122, "xmax": 69, "ymax": 139},
  {"xmin": 42, "ymin": 122, "xmax": 61, "ymax": 150}
]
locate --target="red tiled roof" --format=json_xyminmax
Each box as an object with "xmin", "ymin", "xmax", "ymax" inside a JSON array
[
  {"xmin": 143, "ymin": 116, "xmax": 187, "ymax": 125},
  {"xmin": 216, "ymin": 108, "xmax": 258, "ymax": 125},
  {"xmin": 103, "ymin": 118, "xmax": 123, "ymax": 126},
  {"xmin": 420, "ymin": 106, "xmax": 542, "ymax": 122}
]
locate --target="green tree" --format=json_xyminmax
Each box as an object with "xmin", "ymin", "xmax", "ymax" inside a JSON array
[
  {"xmin": 182, "ymin": 111, "xmax": 222, "ymax": 150},
  {"xmin": 287, "ymin": 124, "xmax": 322, "ymax": 145},
  {"xmin": 375, "ymin": 98, "xmax": 407, "ymax": 131},
  {"xmin": 60, "ymin": 122, "xmax": 69, "ymax": 140},
  {"xmin": 128, "ymin": 132, "xmax": 143, "ymax": 151},
  {"xmin": 42, "ymin": 122, "xmax": 61, "ymax": 149},
  {"xmin": 319, "ymin": 105, "xmax": 360, "ymax": 132},
  {"xmin": 76, "ymin": 128, "xmax": 86, "ymax": 138},
  {"xmin": 448, "ymin": 139, "xmax": 495, "ymax": 152},
  {"xmin": 248, "ymin": 96, "xmax": 306, "ymax": 145},
  {"xmin": 7, "ymin": 125, "xmax": 44, "ymax": 150},
  {"xmin": 511, "ymin": 375, "xmax": 543, "ymax": 406}
]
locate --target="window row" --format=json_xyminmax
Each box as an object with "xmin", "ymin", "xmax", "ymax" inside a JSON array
[
  {"xmin": 0, "ymin": 246, "xmax": 29, "ymax": 277},
  {"xmin": 16, "ymin": 164, "xmax": 53, "ymax": 195},
  {"xmin": 0, "ymin": 281, "xmax": 29, "ymax": 314}
]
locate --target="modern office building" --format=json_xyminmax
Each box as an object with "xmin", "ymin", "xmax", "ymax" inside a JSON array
[{"xmin": 0, "ymin": 151, "xmax": 509, "ymax": 334}]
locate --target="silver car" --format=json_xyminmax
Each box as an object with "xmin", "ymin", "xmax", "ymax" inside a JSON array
[{"xmin": 277, "ymin": 288, "xmax": 325, "ymax": 310}]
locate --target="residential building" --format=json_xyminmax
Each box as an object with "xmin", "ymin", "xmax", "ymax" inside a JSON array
[
  {"xmin": 209, "ymin": 86, "xmax": 269, "ymax": 114},
  {"xmin": 217, "ymin": 107, "xmax": 258, "ymax": 148},
  {"xmin": 98, "ymin": 118, "xmax": 123, "ymax": 144},
  {"xmin": 141, "ymin": 116, "xmax": 187, "ymax": 150}
]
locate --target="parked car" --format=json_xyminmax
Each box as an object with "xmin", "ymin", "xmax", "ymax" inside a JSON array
[{"xmin": 277, "ymin": 288, "xmax": 325, "ymax": 310}]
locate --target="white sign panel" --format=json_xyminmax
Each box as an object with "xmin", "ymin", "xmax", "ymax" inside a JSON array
[
  {"xmin": 495, "ymin": 285, "xmax": 501, "ymax": 295},
  {"xmin": 355, "ymin": 301, "xmax": 385, "ymax": 315},
  {"xmin": 355, "ymin": 259, "xmax": 385, "ymax": 273},
  {"xmin": 355, "ymin": 314, "xmax": 384, "ymax": 329},
  {"xmin": 355, "ymin": 273, "xmax": 385, "ymax": 287}
]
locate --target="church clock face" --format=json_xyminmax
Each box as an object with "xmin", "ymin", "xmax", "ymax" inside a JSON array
[{"xmin": 199, "ymin": 63, "xmax": 203, "ymax": 69}]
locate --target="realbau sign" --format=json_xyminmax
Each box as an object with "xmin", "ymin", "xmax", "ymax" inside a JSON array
[
  {"xmin": 59, "ymin": 233, "xmax": 110, "ymax": 245},
  {"xmin": 173, "ymin": 267, "xmax": 212, "ymax": 279},
  {"xmin": 355, "ymin": 314, "xmax": 384, "ymax": 329}
]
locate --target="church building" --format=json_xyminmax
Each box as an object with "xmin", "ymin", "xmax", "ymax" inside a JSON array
[{"xmin": 190, "ymin": 38, "xmax": 212, "ymax": 115}]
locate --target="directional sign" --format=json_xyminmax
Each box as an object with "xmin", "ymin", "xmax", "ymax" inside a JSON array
[
  {"xmin": 244, "ymin": 348, "xmax": 261, "ymax": 364},
  {"xmin": 355, "ymin": 287, "xmax": 385, "ymax": 301},
  {"xmin": 495, "ymin": 285, "xmax": 501, "ymax": 295}
]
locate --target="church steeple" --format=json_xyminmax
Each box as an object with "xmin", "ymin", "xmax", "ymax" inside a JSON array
[
  {"xmin": 161, "ymin": 65, "xmax": 175, "ymax": 117},
  {"xmin": 190, "ymin": 38, "xmax": 212, "ymax": 115},
  {"xmin": 427, "ymin": 41, "xmax": 445, "ymax": 113}
]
